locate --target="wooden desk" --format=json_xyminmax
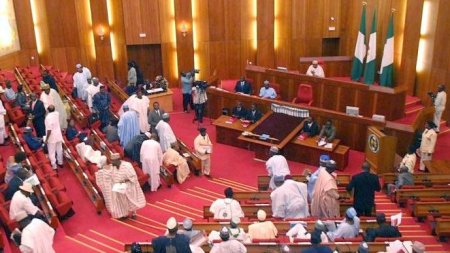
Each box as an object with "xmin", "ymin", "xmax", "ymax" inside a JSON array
[
  {"xmin": 246, "ymin": 65, "xmax": 406, "ymax": 120},
  {"xmin": 414, "ymin": 201, "xmax": 450, "ymax": 219},
  {"xmin": 238, "ymin": 112, "xmax": 304, "ymax": 160},
  {"xmin": 381, "ymin": 173, "xmax": 450, "ymax": 187},
  {"xmin": 207, "ymin": 87, "xmax": 385, "ymax": 151},
  {"xmin": 286, "ymin": 136, "xmax": 349, "ymax": 170},
  {"xmin": 148, "ymin": 89, "xmax": 174, "ymax": 112},
  {"xmin": 396, "ymin": 188, "xmax": 450, "ymax": 206},
  {"xmin": 213, "ymin": 115, "xmax": 249, "ymax": 148},
  {"xmin": 424, "ymin": 160, "xmax": 450, "ymax": 174}
]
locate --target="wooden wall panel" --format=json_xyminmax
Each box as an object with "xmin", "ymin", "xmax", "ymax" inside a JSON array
[
  {"xmin": 14, "ymin": 0, "xmax": 37, "ymax": 50},
  {"xmin": 127, "ymin": 45, "xmax": 163, "ymax": 81},
  {"xmin": 158, "ymin": 0, "xmax": 178, "ymax": 86},
  {"xmin": 107, "ymin": 0, "xmax": 128, "ymax": 83},
  {"xmin": 122, "ymin": 0, "xmax": 161, "ymax": 45},
  {"xmin": 274, "ymin": 0, "xmax": 292, "ymax": 68},
  {"xmin": 174, "ymin": 0, "xmax": 194, "ymax": 75},
  {"xmin": 74, "ymin": 0, "xmax": 96, "ymax": 74},
  {"xmin": 256, "ymin": 0, "xmax": 274, "ymax": 68},
  {"xmin": 322, "ymin": 0, "xmax": 341, "ymax": 38}
]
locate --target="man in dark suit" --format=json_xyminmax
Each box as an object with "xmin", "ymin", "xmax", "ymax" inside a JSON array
[
  {"xmin": 301, "ymin": 230, "xmax": 333, "ymax": 253},
  {"xmin": 234, "ymin": 76, "xmax": 252, "ymax": 95},
  {"xmin": 347, "ymin": 161, "xmax": 381, "ymax": 216},
  {"xmin": 245, "ymin": 104, "xmax": 262, "ymax": 123},
  {"xmin": 300, "ymin": 116, "xmax": 320, "ymax": 137},
  {"xmin": 364, "ymin": 213, "xmax": 402, "ymax": 242},
  {"xmin": 28, "ymin": 93, "xmax": 46, "ymax": 137},
  {"xmin": 148, "ymin": 101, "xmax": 166, "ymax": 132},
  {"xmin": 231, "ymin": 101, "xmax": 247, "ymax": 119}
]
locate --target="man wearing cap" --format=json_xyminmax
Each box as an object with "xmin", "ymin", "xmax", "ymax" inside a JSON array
[
  {"xmin": 118, "ymin": 104, "xmax": 140, "ymax": 147},
  {"xmin": 9, "ymin": 182, "xmax": 43, "ymax": 220},
  {"xmin": 271, "ymin": 175, "xmax": 309, "ymax": 219},
  {"xmin": 179, "ymin": 218, "xmax": 208, "ymax": 251},
  {"xmin": 399, "ymin": 147, "xmax": 417, "ymax": 174},
  {"xmin": 266, "ymin": 146, "xmax": 290, "ymax": 190},
  {"xmin": 73, "ymin": 64, "xmax": 90, "ymax": 99},
  {"xmin": 42, "ymin": 69, "xmax": 58, "ymax": 91},
  {"xmin": 140, "ymin": 133, "xmax": 163, "ymax": 191},
  {"xmin": 305, "ymin": 154, "xmax": 330, "ymax": 200},
  {"xmin": 210, "ymin": 227, "xmax": 247, "ymax": 253},
  {"xmin": 148, "ymin": 101, "xmax": 166, "ymax": 132},
  {"xmin": 125, "ymin": 132, "xmax": 152, "ymax": 163},
  {"xmin": 155, "ymin": 113, "xmax": 176, "ymax": 153},
  {"xmin": 306, "ymin": 60, "xmax": 325, "ymax": 78},
  {"xmin": 311, "ymin": 160, "xmax": 340, "ymax": 218},
  {"xmin": 92, "ymin": 85, "xmax": 112, "ymax": 129},
  {"xmin": 163, "ymin": 142, "xmax": 190, "ymax": 184},
  {"xmin": 40, "ymin": 81, "xmax": 68, "ymax": 129},
  {"xmin": 419, "ymin": 121, "xmax": 438, "ymax": 172},
  {"xmin": 28, "ymin": 93, "xmax": 46, "ymax": 137},
  {"xmin": 286, "ymin": 220, "xmax": 329, "ymax": 243},
  {"xmin": 259, "ymin": 80, "xmax": 277, "ymax": 99},
  {"xmin": 229, "ymin": 217, "xmax": 250, "ymax": 243},
  {"xmin": 194, "ymin": 128, "xmax": 213, "ymax": 177},
  {"xmin": 96, "ymin": 153, "xmax": 145, "ymax": 219},
  {"xmin": 347, "ymin": 161, "xmax": 381, "ymax": 216},
  {"xmin": 11, "ymin": 211, "xmax": 55, "ymax": 253},
  {"xmin": 23, "ymin": 127, "xmax": 42, "ymax": 151},
  {"xmin": 326, "ymin": 207, "xmax": 360, "ymax": 241},
  {"xmin": 412, "ymin": 241, "xmax": 425, "ymax": 253},
  {"xmin": 120, "ymin": 88, "xmax": 150, "ymax": 133},
  {"xmin": 234, "ymin": 76, "xmax": 252, "ymax": 95},
  {"xmin": 4, "ymin": 168, "xmax": 29, "ymax": 201},
  {"xmin": 365, "ymin": 213, "xmax": 401, "ymax": 242},
  {"xmin": 248, "ymin": 209, "xmax": 278, "ymax": 241},
  {"xmin": 301, "ymin": 231, "xmax": 333, "ymax": 253},
  {"xmin": 433, "ymin": 84, "xmax": 446, "ymax": 132},
  {"xmin": 152, "ymin": 217, "xmax": 192, "ymax": 253},
  {"xmin": 85, "ymin": 77, "xmax": 103, "ymax": 112},
  {"xmin": 210, "ymin": 187, "xmax": 244, "ymax": 220},
  {"xmin": 45, "ymin": 105, "xmax": 64, "ymax": 170}
]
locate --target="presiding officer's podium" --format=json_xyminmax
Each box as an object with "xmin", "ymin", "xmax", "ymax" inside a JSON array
[{"xmin": 365, "ymin": 126, "xmax": 397, "ymax": 174}]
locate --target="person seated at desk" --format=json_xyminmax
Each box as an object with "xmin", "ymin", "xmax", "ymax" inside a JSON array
[
  {"xmin": 318, "ymin": 119, "xmax": 336, "ymax": 144},
  {"xmin": 232, "ymin": 101, "xmax": 247, "ymax": 119},
  {"xmin": 155, "ymin": 75, "xmax": 168, "ymax": 90},
  {"xmin": 245, "ymin": 104, "xmax": 262, "ymax": 123},
  {"xmin": 306, "ymin": 60, "xmax": 325, "ymax": 78},
  {"xmin": 23, "ymin": 127, "xmax": 43, "ymax": 151},
  {"xmin": 234, "ymin": 76, "xmax": 252, "ymax": 95},
  {"xmin": 299, "ymin": 117, "xmax": 320, "ymax": 138},
  {"xmin": 259, "ymin": 80, "xmax": 277, "ymax": 99}
]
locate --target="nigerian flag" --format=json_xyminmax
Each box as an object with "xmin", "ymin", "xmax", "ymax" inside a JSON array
[
  {"xmin": 364, "ymin": 11, "xmax": 377, "ymax": 85},
  {"xmin": 379, "ymin": 14, "xmax": 394, "ymax": 87},
  {"xmin": 350, "ymin": 5, "xmax": 366, "ymax": 81}
]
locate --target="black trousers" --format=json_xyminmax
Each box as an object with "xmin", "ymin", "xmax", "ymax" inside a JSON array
[
  {"xmin": 194, "ymin": 103, "xmax": 205, "ymax": 122},
  {"xmin": 355, "ymin": 205, "xmax": 373, "ymax": 217},
  {"xmin": 183, "ymin": 93, "xmax": 194, "ymax": 111}
]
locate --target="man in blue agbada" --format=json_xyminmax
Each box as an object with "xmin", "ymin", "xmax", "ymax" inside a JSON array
[
  {"xmin": 92, "ymin": 85, "xmax": 111, "ymax": 129},
  {"xmin": 305, "ymin": 154, "xmax": 330, "ymax": 201},
  {"xmin": 118, "ymin": 105, "xmax": 140, "ymax": 147}
]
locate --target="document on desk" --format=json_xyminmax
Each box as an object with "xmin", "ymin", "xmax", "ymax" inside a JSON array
[{"xmin": 112, "ymin": 183, "xmax": 128, "ymax": 194}]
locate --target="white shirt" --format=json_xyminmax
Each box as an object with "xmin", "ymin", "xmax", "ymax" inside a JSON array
[
  {"xmin": 270, "ymin": 179, "xmax": 309, "ymax": 219},
  {"xmin": 45, "ymin": 111, "xmax": 63, "ymax": 143},
  {"xmin": 435, "ymin": 91, "xmax": 447, "ymax": 112},
  {"xmin": 121, "ymin": 95, "xmax": 150, "ymax": 132},
  {"xmin": 9, "ymin": 191, "xmax": 39, "ymax": 220},
  {"xmin": 209, "ymin": 198, "xmax": 244, "ymax": 219},
  {"xmin": 400, "ymin": 153, "xmax": 416, "ymax": 173},
  {"xmin": 155, "ymin": 121, "xmax": 177, "ymax": 153},
  {"xmin": 266, "ymin": 155, "xmax": 291, "ymax": 189},
  {"xmin": 85, "ymin": 84, "xmax": 102, "ymax": 110},
  {"xmin": 210, "ymin": 240, "xmax": 247, "ymax": 253},
  {"xmin": 259, "ymin": 87, "xmax": 277, "ymax": 99},
  {"xmin": 73, "ymin": 72, "xmax": 88, "ymax": 88},
  {"xmin": 306, "ymin": 65, "xmax": 325, "ymax": 77},
  {"xmin": 82, "ymin": 66, "xmax": 92, "ymax": 80},
  {"xmin": 20, "ymin": 218, "xmax": 55, "ymax": 253}
]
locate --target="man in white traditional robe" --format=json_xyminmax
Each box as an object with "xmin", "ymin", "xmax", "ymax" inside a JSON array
[
  {"xmin": 210, "ymin": 227, "xmax": 247, "ymax": 253},
  {"xmin": 266, "ymin": 146, "xmax": 290, "ymax": 190},
  {"xmin": 9, "ymin": 183, "xmax": 43, "ymax": 220},
  {"xmin": 120, "ymin": 89, "xmax": 150, "ymax": 132},
  {"xmin": 419, "ymin": 121, "xmax": 438, "ymax": 172},
  {"xmin": 44, "ymin": 106, "xmax": 64, "ymax": 170},
  {"xmin": 326, "ymin": 207, "xmax": 360, "ymax": 242},
  {"xmin": 75, "ymin": 138, "xmax": 107, "ymax": 168},
  {"xmin": 306, "ymin": 60, "xmax": 325, "ymax": 78},
  {"xmin": 73, "ymin": 64, "xmax": 90, "ymax": 100},
  {"xmin": 247, "ymin": 210, "xmax": 278, "ymax": 241},
  {"xmin": 85, "ymin": 77, "xmax": 102, "ymax": 112},
  {"xmin": 155, "ymin": 113, "xmax": 176, "ymax": 153},
  {"xmin": 163, "ymin": 142, "xmax": 190, "ymax": 184},
  {"xmin": 95, "ymin": 153, "xmax": 145, "ymax": 219},
  {"xmin": 194, "ymin": 128, "xmax": 213, "ymax": 177},
  {"xmin": 140, "ymin": 134, "xmax": 163, "ymax": 191},
  {"xmin": 306, "ymin": 155, "xmax": 330, "ymax": 201},
  {"xmin": 433, "ymin": 84, "xmax": 446, "ymax": 132},
  {"xmin": 0, "ymin": 99, "xmax": 7, "ymax": 144},
  {"xmin": 118, "ymin": 105, "xmax": 140, "ymax": 147},
  {"xmin": 40, "ymin": 82, "xmax": 68, "ymax": 129},
  {"xmin": 400, "ymin": 148, "xmax": 416, "ymax": 174},
  {"xmin": 270, "ymin": 175, "xmax": 309, "ymax": 219},
  {"xmin": 286, "ymin": 220, "xmax": 329, "ymax": 243},
  {"xmin": 12, "ymin": 211, "xmax": 55, "ymax": 253},
  {"xmin": 210, "ymin": 187, "xmax": 244, "ymax": 220}
]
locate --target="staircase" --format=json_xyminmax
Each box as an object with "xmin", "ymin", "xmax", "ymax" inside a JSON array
[{"xmin": 395, "ymin": 96, "xmax": 449, "ymax": 134}]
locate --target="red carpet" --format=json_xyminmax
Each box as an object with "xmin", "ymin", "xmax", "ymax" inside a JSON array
[{"xmin": 2, "ymin": 88, "xmax": 450, "ymax": 252}]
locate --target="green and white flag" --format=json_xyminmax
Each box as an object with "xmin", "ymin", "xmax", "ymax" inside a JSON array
[
  {"xmin": 364, "ymin": 11, "xmax": 377, "ymax": 85},
  {"xmin": 350, "ymin": 5, "xmax": 366, "ymax": 81},
  {"xmin": 379, "ymin": 14, "xmax": 394, "ymax": 87}
]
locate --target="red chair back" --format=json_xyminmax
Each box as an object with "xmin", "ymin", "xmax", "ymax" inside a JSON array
[{"xmin": 294, "ymin": 84, "xmax": 313, "ymax": 105}]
